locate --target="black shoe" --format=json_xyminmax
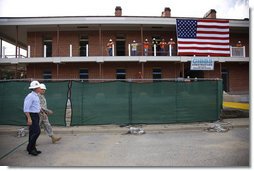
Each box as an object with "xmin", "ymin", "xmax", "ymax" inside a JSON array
[
  {"xmin": 28, "ymin": 150, "xmax": 38, "ymax": 156},
  {"xmin": 35, "ymin": 149, "xmax": 41, "ymax": 154}
]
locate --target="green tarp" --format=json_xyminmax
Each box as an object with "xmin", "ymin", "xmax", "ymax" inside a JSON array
[
  {"xmin": 71, "ymin": 80, "xmax": 222, "ymax": 125},
  {"xmin": 0, "ymin": 81, "xmax": 68, "ymax": 126},
  {"xmin": 0, "ymin": 80, "xmax": 222, "ymax": 126}
]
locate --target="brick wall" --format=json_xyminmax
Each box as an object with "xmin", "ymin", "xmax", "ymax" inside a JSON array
[
  {"xmin": 27, "ymin": 30, "xmax": 249, "ymax": 57},
  {"xmin": 222, "ymin": 62, "xmax": 249, "ymax": 93}
]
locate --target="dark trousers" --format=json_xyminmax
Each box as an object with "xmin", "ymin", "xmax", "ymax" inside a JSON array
[{"xmin": 27, "ymin": 113, "xmax": 41, "ymax": 152}]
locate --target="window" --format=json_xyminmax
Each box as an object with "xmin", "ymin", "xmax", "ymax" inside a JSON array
[
  {"xmin": 43, "ymin": 70, "xmax": 52, "ymax": 79},
  {"xmin": 80, "ymin": 68, "xmax": 89, "ymax": 79},
  {"xmin": 153, "ymin": 68, "xmax": 162, "ymax": 82},
  {"xmin": 79, "ymin": 36, "xmax": 88, "ymax": 56},
  {"xmin": 116, "ymin": 69, "xmax": 126, "ymax": 79},
  {"xmin": 43, "ymin": 37, "xmax": 52, "ymax": 57}
]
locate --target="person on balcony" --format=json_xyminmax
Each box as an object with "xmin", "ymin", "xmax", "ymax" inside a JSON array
[
  {"xmin": 143, "ymin": 39, "xmax": 149, "ymax": 56},
  {"xmin": 168, "ymin": 38, "xmax": 176, "ymax": 56},
  {"xmin": 236, "ymin": 41, "xmax": 242, "ymax": 47},
  {"xmin": 131, "ymin": 40, "xmax": 138, "ymax": 56},
  {"xmin": 159, "ymin": 39, "xmax": 167, "ymax": 56},
  {"xmin": 107, "ymin": 39, "xmax": 114, "ymax": 56}
]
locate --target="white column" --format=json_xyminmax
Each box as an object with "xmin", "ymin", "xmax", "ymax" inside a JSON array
[
  {"xmin": 69, "ymin": 44, "xmax": 72, "ymax": 57},
  {"xmin": 18, "ymin": 46, "xmax": 20, "ymax": 58},
  {"xmin": 153, "ymin": 44, "xmax": 156, "ymax": 56},
  {"xmin": 169, "ymin": 44, "xmax": 172, "ymax": 56},
  {"xmin": 86, "ymin": 44, "xmax": 89, "ymax": 56},
  {"xmin": 230, "ymin": 46, "xmax": 232, "ymax": 57},
  {"xmin": 2, "ymin": 46, "xmax": 6, "ymax": 58},
  {"xmin": 112, "ymin": 44, "xmax": 115, "ymax": 56},
  {"xmin": 128, "ymin": 44, "xmax": 131, "ymax": 56},
  {"xmin": 28, "ymin": 45, "xmax": 31, "ymax": 58},
  {"xmin": 44, "ymin": 45, "xmax": 47, "ymax": 58},
  {"xmin": 243, "ymin": 46, "xmax": 246, "ymax": 57}
]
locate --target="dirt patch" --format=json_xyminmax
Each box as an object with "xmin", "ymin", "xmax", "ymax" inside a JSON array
[{"xmin": 221, "ymin": 109, "xmax": 249, "ymax": 119}]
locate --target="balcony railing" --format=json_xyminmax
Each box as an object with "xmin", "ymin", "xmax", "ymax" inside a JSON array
[
  {"xmin": 0, "ymin": 45, "xmax": 247, "ymax": 59},
  {"xmin": 230, "ymin": 46, "xmax": 246, "ymax": 57}
]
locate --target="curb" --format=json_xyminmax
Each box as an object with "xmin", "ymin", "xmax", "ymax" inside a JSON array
[{"xmin": 0, "ymin": 118, "xmax": 249, "ymax": 135}]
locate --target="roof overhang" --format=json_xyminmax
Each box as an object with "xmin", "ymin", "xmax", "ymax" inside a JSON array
[{"xmin": 0, "ymin": 16, "xmax": 249, "ymax": 49}]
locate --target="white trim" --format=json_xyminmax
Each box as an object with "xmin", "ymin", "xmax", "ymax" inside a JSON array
[{"xmin": 0, "ymin": 56, "xmax": 249, "ymax": 64}]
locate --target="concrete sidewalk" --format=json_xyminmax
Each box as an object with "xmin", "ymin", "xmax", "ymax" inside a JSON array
[{"xmin": 0, "ymin": 118, "xmax": 249, "ymax": 135}]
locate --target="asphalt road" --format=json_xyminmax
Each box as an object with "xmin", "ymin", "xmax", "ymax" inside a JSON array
[{"xmin": 0, "ymin": 127, "xmax": 249, "ymax": 167}]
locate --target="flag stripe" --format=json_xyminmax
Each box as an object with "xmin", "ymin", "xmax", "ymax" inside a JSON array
[
  {"xmin": 197, "ymin": 28, "xmax": 229, "ymax": 32},
  {"xmin": 178, "ymin": 38, "xmax": 229, "ymax": 43},
  {"xmin": 176, "ymin": 19, "xmax": 230, "ymax": 56},
  {"xmin": 197, "ymin": 33, "xmax": 229, "ymax": 38},
  {"xmin": 178, "ymin": 44, "xmax": 229, "ymax": 48},
  {"xmin": 197, "ymin": 31, "xmax": 229, "ymax": 35},
  {"xmin": 198, "ymin": 19, "xmax": 229, "ymax": 23},
  {"xmin": 178, "ymin": 47, "xmax": 230, "ymax": 51},
  {"xmin": 179, "ymin": 52, "xmax": 230, "ymax": 56},
  {"xmin": 177, "ymin": 41, "xmax": 229, "ymax": 45}
]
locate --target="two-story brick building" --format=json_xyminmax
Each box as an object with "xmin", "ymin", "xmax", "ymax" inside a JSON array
[{"xmin": 0, "ymin": 7, "xmax": 249, "ymax": 93}]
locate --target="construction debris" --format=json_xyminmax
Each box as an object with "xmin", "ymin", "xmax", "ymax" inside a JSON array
[
  {"xmin": 205, "ymin": 120, "xmax": 233, "ymax": 133},
  {"xmin": 124, "ymin": 127, "xmax": 145, "ymax": 135},
  {"xmin": 17, "ymin": 127, "xmax": 28, "ymax": 137}
]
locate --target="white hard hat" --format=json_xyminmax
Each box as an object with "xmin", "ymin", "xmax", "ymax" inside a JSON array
[
  {"xmin": 133, "ymin": 40, "xmax": 136, "ymax": 42},
  {"xmin": 109, "ymin": 39, "xmax": 112, "ymax": 42},
  {"xmin": 28, "ymin": 80, "xmax": 41, "ymax": 89},
  {"xmin": 40, "ymin": 83, "xmax": 47, "ymax": 90}
]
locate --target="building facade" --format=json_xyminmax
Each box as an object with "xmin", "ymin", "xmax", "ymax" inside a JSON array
[{"xmin": 0, "ymin": 7, "xmax": 249, "ymax": 93}]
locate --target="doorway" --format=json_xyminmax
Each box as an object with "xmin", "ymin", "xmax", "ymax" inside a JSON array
[
  {"xmin": 116, "ymin": 36, "xmax": 125, "ymax": 56},
  {"xmin": 221, "ymin": 69, "xmax": 229, "ymax": 92}
]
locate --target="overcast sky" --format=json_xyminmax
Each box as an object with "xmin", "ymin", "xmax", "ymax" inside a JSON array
[
  {"xmin": 0, "ymin": 0, "xmax": 250, "ymax": 19},
  {"xmin": 0, "ymin": 0, "xmax": 251, "ymax": 56}
]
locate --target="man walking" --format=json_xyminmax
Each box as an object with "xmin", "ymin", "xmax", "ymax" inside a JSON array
[
  {"xmin": 23, "ymin": 80, "xmax": 42, "ymax": 156},
  {"xmin": 39, "ymin": 83, "xmax": 61, "ymax": 144}
]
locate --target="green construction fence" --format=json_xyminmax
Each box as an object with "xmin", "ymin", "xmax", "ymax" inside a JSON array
[
  {"xmin": 0, "ymin": 80, "xmax": 222, "ymax": 126},
  {"xmin": 0, "ymin": 81, "xmax": 68, "ymax": 126},
  {"xmin": 70, "ymin": 80, "xmax": 222, "ymax": 125}
]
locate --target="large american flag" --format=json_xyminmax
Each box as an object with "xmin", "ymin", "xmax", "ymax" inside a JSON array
[{"xmin": 176, "ymin": 19, "xmax": 230, "ymax": 56}]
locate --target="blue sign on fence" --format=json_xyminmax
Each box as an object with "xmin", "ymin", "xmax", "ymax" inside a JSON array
[{"xmin": 191, "ymin": 57, "xmax": 214, "ymax": 70}]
